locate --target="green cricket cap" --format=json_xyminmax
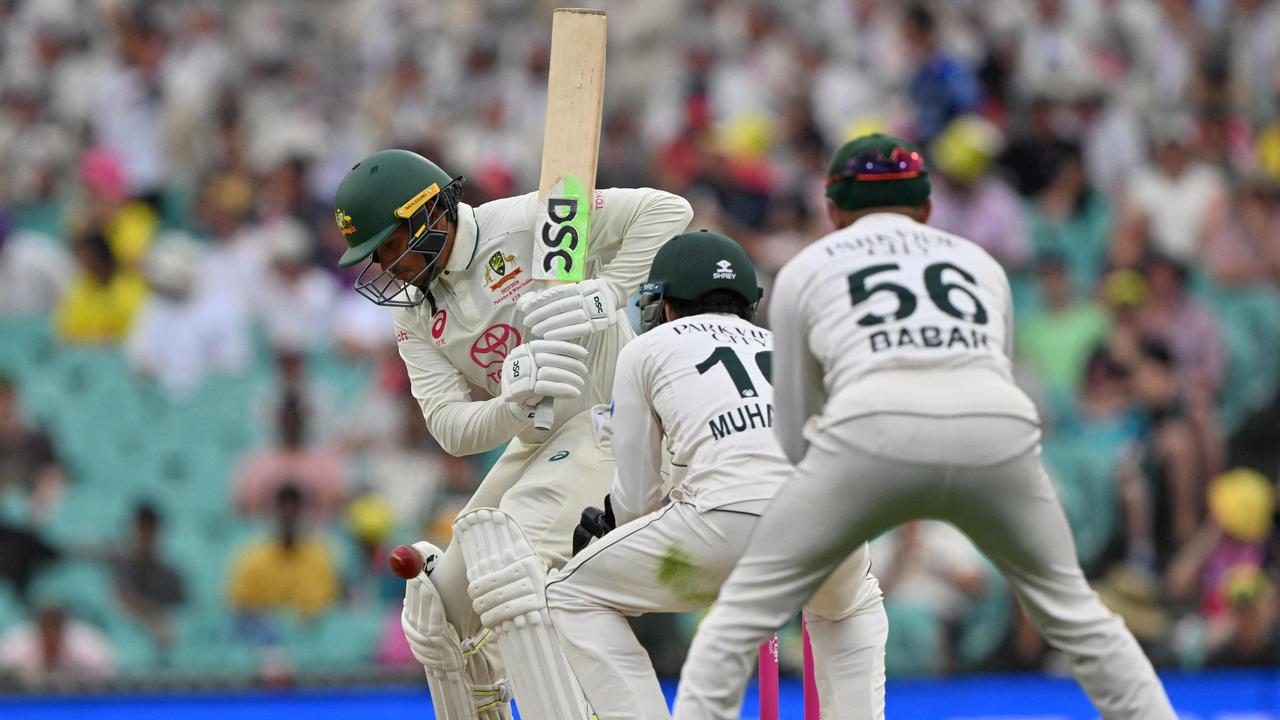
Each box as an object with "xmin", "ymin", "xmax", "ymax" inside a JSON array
[
  {"xmin": 644, "ymin": 230, "xmax": 762, "ymax": 304},
  {"xmin": 825, "ymin": 134, "xmax": 931, "ymax": 211}
]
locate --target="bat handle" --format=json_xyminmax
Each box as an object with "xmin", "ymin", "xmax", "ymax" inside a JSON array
[{"xmin": 533, "ymin": 397, "xmax": 555, "ymax": 431}]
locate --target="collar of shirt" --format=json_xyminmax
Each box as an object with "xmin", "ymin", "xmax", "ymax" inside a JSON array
[
  {"xmin": 847, "ymin": 211, "xmax": 920, "ymax": 232},
  {"xmin": 439, "ymin": 202, "xmax": 480, "ymax": 281}
]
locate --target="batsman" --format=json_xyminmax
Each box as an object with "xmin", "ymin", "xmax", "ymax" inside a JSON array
[{"xmin": 333, "ymin": 146, "xmax": 691, "ymax": 719}]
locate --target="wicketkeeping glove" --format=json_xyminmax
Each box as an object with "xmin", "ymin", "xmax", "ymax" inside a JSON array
[
  {"xmin": 519, "ymin": 279, "xmax": 618, "ymax": 341},
  {"xmin": 572, "ymin": 495, "xmax": 616, "ymax": 557},
  {"xmin": 500, "ymin": 340, "xmax": 590, "ymax": 407}
]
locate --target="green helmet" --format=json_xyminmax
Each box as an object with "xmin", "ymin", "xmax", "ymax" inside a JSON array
[
  {"xmin": 637, "ymin": 230, "xmax": 763, "ymax": 331},
  {"xmin": 333, "ymin": 149, "xmax": 464, "ymax": 306}
]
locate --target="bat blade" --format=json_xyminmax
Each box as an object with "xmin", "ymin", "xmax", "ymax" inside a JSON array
[
  {"xmin": 531, "ymin": 8, "xmax": 607, "ymax": 431},
  {"xmin": 533, "ymin": 7, "xmax": 607, "ymax": 286},
  {"xmin": 534, "ymin": 174, "xmax": 592, "ymax": 282}
]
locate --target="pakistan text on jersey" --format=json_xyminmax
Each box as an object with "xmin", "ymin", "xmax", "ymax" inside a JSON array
[
  {"xmin": 669, "ymin": 322, "xmax": 769, "ymax": 347},
  {"xmin": 869, "ymin": 325, "xmax": 991, "ymax": 353},
  {"xmin": 708, "ymin": 401, "xmax": 773, "ymax": 441},
  {"xmin": 824, "ymin": 228, "xmax": 957, "ymax": 257}
]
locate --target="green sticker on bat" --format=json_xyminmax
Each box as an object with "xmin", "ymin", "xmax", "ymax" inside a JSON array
[{"xmin": 535, "ymin": 175, "xmax": 590, "ymax": 282}]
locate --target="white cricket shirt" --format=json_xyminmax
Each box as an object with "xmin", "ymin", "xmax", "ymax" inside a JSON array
[
  {"xmin": 769, "ymin": 212, "xmax": 1039, "ymax": 463},
  {"xmin": 608, "ymin": 313, "xmax": 792, "ymax": 525},
  {"xmin": 394, "ymin": 188, "xmax": 693, "ymax": 456}
]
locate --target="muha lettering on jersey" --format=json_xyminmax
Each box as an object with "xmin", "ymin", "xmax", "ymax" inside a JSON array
[
  {"xmin": 869, "ymin": 325, "xmax": 990, "ymax": 353},
  {"xmin": 708, "ymin": 401, "xmax": 773, "ymax": 440}
]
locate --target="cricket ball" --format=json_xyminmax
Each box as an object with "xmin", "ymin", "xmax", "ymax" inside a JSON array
[{"xmin": 389, "ymin": 544, "xmax": 425, "ymax": 579}]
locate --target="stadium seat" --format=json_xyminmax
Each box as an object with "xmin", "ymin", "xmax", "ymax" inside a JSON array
[
  {"xmin": 883, "ymin": 600, "xmax": 943, "ymax": 676},
  {"xmin": 955, "ymin": 562, "xmax": 1013, "ymax": 669},
  {"xmin": 0, "ymin": 580, "xmax": 24, "ymax": 632},
  {"xmin": 27, "ymin": 561, "xmax": 119, "ymax": 631},
  {"xmin": 1041, "ymin": 436, "xmax": 1121, "ymax": 568},
  {"xmin": 1202, "ymin": 284, "xmax": 1280, "ymax": 433}
]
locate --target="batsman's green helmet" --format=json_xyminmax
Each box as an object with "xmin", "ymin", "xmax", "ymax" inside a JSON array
[
  {"xmin": 333, "ymin": 149, "xmax": 460, "ymax": 269},
  {"xmin": 333, "ymin": 149, "xmax": 464, "ymax": 306}
]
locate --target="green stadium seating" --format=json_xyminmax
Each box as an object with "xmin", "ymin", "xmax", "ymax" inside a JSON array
[
  {"xmin": 883, "ymin": 600, "xmax": 942, "ymax": 676},
  {"xmin": 1042, "ymin": 436, "xmax": 1121, "ymax": 568},
  {"xmin": 0, "ymin": 580, "xmax": 24, "ymax": 632}
]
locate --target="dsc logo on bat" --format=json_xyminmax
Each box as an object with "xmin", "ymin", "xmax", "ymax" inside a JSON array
[
  {"xmin": 540, "ymin": 197, "xmax": 579, "ymax": 273},
  {"xmin": 535, "ymin": 175, "xmax": 590, "ymax": 282}
]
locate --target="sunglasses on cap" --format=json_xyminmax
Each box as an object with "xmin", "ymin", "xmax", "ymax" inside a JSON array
[{"xmin": 826, "ymin": 148, "xmax": 926, "ymax": 186}]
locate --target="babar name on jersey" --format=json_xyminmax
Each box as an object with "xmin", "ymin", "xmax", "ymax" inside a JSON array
[
  {"xmin": 869, "ymin": 324, "xmax": 992, "ymax": 353},
  {"xmin": 669, "ymin": 321, "xmax": 769, "ymax": 348},
  {"xmin": 708, "ymin": 401, "xmax": 774, "ymax": 441}
]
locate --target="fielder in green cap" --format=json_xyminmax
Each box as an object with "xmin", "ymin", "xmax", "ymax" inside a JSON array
[
  {"xmin": 823, "ymin": 132, "xmax": 932, "ymax": 228},
  {"xmin": 673, "ymin": 136, "xmax": 1176, "ymax": 720},
  {"xmin": 545, "ymin": 229, "xmax": 888, "ymax": 720},
  {"xmin": 333, "ymin": 148, "xmax": 693, "ymax": 719}
]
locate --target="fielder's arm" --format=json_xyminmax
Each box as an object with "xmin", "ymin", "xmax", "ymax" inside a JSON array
[
  {"xmin": 396, "ymin": 314, "xmax": 532, "ymax": 457},
  {"xmin": 768, "ymin": 262, "xmax": 827, "ymax": 465},
  {"xmin": 607, "ymin": 339, "xmax": 666, "ymax": 526}
]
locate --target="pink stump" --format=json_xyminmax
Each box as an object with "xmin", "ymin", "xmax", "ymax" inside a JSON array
[
  {"xmin": 803, "ymin": 620, "xmax": 820, "ymax": 720},
  {"xmin": 758, "ymin": 634, "xmax": 779, "ymax": 720}
]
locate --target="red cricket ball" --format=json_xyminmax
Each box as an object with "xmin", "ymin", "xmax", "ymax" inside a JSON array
[{"xmin": 389, "ymin": 544, "xmax": 424, "ymax": 579}]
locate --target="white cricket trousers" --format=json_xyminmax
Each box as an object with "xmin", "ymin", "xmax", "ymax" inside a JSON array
[
  {"xmin": 430, "ymin": 408, "xmax": 615, "ymax": 687},
  {"xmin": 546, "ymin": 501, "xmax": 887, "ymax": 720},
  {"xmin": 672, "ymin": 410, "xmax": 1176, "ymax": 720}
]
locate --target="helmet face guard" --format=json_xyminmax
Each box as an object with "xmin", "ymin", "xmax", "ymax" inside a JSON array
[
  {"xmin": 353, "ymin": 177, "xmax": 464, "ymax": 307},
  {"xmin": 636, "ymin": 281, "xmax": 667, "ymax": 333},
  {"xmin": 636, "ymin": 282, "xmax": 761, "ymax": 333}
]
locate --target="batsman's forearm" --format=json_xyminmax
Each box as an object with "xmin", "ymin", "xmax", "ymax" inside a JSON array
[
  {"xmin": 423, "ymin": 396, "xmax": 533, "ymax": 457},
  {"xmin": 595, "ymin": 190, "xmax": 693, "ymax": 303}
]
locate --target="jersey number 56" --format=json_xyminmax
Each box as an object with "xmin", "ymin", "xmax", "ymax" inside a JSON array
[{"xmin": 848, "ymin": 262, "xmax": 989, "ymax": 326}]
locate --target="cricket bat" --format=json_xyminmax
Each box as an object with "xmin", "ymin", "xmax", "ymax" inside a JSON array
[{"xmin": 532, "ymin": 7, "xmax": 607, "ymax": 431}]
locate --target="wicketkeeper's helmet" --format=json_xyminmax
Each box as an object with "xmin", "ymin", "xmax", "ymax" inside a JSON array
[{"xmin": 637, "ymin": 229, "xmax": 763, "ymax": 332}]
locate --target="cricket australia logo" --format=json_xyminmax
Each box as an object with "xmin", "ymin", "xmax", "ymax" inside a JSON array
[
  {"xmin": 485, "ymin": 251, "xmax": 523, "ymax": 290},
  {"xmin": 712, "ymin": 259, "xmax": 736, "ymax": 280},
  {"xmin": 334, "ymin": 208, "xmax": 356, "ymax": 235}
]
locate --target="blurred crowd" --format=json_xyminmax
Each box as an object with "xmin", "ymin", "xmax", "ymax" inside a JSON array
[{"xmin": 1, "ymin": 0, "xmax": 1280, "ymax": 688}]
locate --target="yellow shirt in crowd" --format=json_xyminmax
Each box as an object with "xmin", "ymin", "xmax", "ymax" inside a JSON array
[
  {"xmin": 227, "ymin": 537, "xmax": 339, "ymax": 617},
  {"xmin": 53, "ymin": 271, "xmax": 148, "ymax": 344}
]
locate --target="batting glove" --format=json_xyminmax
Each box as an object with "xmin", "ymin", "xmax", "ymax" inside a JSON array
[
  {"xmin": 500, "ymin": 340, "xmax": 590, "ymax": 407},
  {"xmin": 519, "ymin": 279, "xmax": 618, "ymax": 341}
]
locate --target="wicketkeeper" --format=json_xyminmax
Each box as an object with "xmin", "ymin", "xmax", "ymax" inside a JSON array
[{"xmin": 547, "ymin": 230, "xmax": 889, "ymax": 720}]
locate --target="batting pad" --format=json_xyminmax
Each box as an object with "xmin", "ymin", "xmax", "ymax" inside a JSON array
[
  {"xmin": 401, "ymin": 545, "xmax": 482, "ymax": 720},
  {"xmin": 454, "ymin": 508, "xmax": 592, "ymax": 720}
]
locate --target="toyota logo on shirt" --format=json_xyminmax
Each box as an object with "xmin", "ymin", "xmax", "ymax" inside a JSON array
[{"xmin": 470, "ymin": 323, "xmax": 522, "ymax": 386}]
